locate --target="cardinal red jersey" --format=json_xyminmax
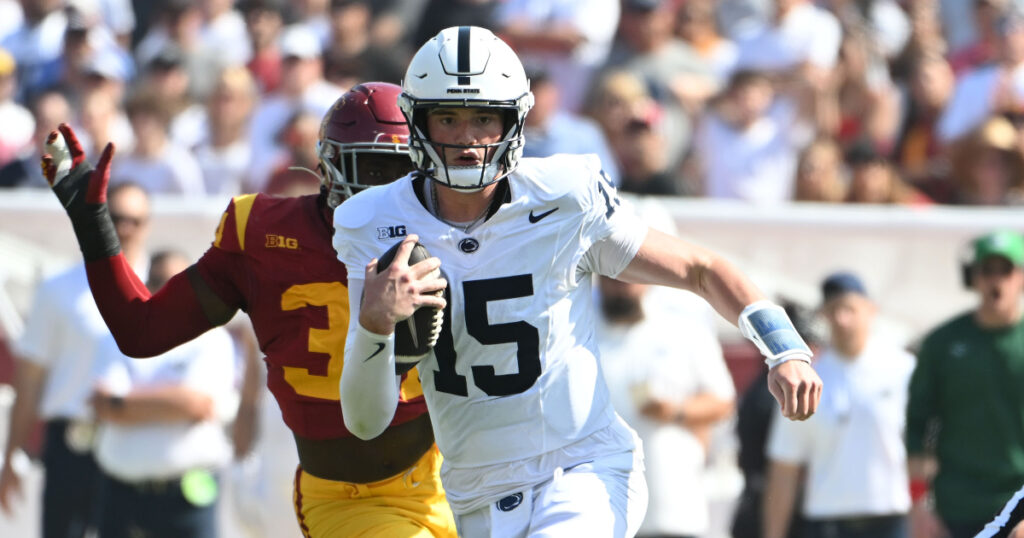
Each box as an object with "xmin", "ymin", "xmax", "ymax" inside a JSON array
[{"xmin": 195, "ymin": 193, "xmax": 426, "ymax": 439}]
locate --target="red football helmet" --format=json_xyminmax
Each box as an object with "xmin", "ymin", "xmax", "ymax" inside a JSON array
[{"xmin": 318, "ymin": 82, "xmax": 412, "ymax": 207}]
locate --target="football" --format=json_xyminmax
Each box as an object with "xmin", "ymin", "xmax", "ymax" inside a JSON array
[{"xmin": 376, "ymin": 239, "xmax": 444, "ymax": 369}]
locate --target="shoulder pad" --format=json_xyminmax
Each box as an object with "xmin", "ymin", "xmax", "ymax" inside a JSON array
[
  {"xmin": 334, "ymin": 184, "xmax": 388, "ymax": 231},
  {"xmin": 213, "ymin": 193, "xmax": 260, "ymax": 252},
  {"xmin": 516, "ymin": 153, "xmax": 606, "ymax": 204}
]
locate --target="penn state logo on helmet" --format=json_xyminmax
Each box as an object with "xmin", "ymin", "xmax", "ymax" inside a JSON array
[{"xmin": 398, "ymin": 26, "xmax": 534, "ymax": 192}]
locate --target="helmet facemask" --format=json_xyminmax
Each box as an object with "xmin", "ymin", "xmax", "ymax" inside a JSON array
[
  {"xmin": 318, "ymin": 138, "xmax": 412, "ymax": 208},
  {"xmin": 401, "ymin": 102, "xmax": 531, "ymax": 191},
  {"xmin": 399, "ymin": 26, "xmax": 535, "ymax": 191},
  {"xmin": 316, "ymin": 82, "xmax": 412, "ymax": 208}
]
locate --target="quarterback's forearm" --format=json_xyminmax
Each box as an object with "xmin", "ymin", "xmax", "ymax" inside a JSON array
[
  {"xmin": 86, "ymin": 256, "xmax": 222, "ymax": 357},
  {"xmin": 341, "ymin": 324, "xmax": 401, "ymax": 439},
  {"xmin": 619, "ymin": 229, "xmax": 763, "ymax": 325},
  {"xmin": 340, "ymin": 279, "xmax": 400, "ymax": 440}
]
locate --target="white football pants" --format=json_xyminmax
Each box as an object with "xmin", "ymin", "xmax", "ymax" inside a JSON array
[{"xmin": 453, "ymin": 449, "xmax": 648, "ymax": 538}]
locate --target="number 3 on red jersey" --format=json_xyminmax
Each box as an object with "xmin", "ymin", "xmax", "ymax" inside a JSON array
[{"xmin": 280, "ymin": 282, "xmax": 423, "ymax": 402}]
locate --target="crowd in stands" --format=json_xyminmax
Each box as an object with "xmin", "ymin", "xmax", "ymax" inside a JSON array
[{"xmin": 1, "ymin": 0, "xmax": 1023, "ymax": 207}]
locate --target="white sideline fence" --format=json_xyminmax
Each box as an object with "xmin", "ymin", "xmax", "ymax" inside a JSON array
[{"xmin": 2, "ymin": 188, "xmax": 1020, "ymax": 345}]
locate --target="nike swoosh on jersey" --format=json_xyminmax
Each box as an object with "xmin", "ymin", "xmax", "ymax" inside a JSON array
[
  {"xmin": 363, "ymin": 342, "xmax": 386, "ymax": 362},
  {"xmin": 528, "ymin": 207, "xmax": 559, "ymax": 223}
]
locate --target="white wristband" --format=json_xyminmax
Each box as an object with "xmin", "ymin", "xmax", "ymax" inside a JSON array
[{"xmin": 738, "ymin": 300, "xmax": 813, "ymax": 369}]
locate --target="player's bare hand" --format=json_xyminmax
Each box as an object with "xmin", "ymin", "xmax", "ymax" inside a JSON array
[
  {"xmin": 767, "ymin": 359, "xmax": 822, "ymax": 421},
  {"xmin": 360, "ymin": 235, "xmax": 447, "ymax": 334},
  {"xmin": 0, "ymin": 459, "xmax": 23, "ymax": 515}
]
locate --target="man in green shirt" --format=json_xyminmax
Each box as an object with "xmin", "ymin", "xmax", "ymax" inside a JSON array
[{"xmin": 907, "ymin": 230, "xmax": 1024, "ymax": 538}]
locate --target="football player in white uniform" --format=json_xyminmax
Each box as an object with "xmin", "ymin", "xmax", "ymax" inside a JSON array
[{"xmin": 333, "ymin": 26, "xmax": 823, "ymax": 538}]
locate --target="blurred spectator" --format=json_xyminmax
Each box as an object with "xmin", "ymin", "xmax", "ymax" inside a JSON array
[
  {"xmin": 111, "ymin": 90, "xmax": 206, "ymax": 195},
  {"xmin": 365, "ymin": 0, "xmax": 425, "ymax": 54},
  {"xmin": 194, "ymin": 66, "xmax": 256, "ymax": 195},
  {"xmin": 247, "ymin": 23, "xmax": 340, "ymax": 191},
  {"xmin": 734, "ymin": 0, "xmax": 842, "ymax": 88},
  {"xmin": 603, "ymin": 0, "xmax": 716, "ymax": 171},
  {"xmin": 907, "ymin": 230, "xmax": 1024, "ymax": 538},
  {"xmin": 890, "ymin": 0, "xmax": 948, "ymax": 79},
  {"xmin": 827, "ymin": 0, "xmax": 910, "ymax": 62},
  {"xmin": 238, "ymin": 0, "xmax": 285, "ymax": 94},
  {"xmin": 60, "ymin": 1, "xmax": 130, "ymax": 103},
  {"xmin": 0, "ymin": 90, "xmax": 70, "ymax": 188},
  {"xmin": 893, "ymin": 53, "xmax": 955, "ymax": 199},
  {"xmin": 793, "ymin": 137, "xmax": 847, "ymax": 203},
  {"xmin": 0, "ymin": 0, "xmax": 24, "ymax": 43},
  {"xmin": 134, "ymin": 0, "xmax": 223, "ymax": 100},
  {"xmin": 949, "ymin": 115, "xmax": 1024, "ymax": 205},
  {"xmin": 79, "ymin": 45, "xmax": 132, "ymax": 106},
  {"xmin": 583, "ymin": 69, "xmax": 651, "ymax": 152},
  {"xmin": 938, "ymin": 7, "xmax": 1024, "ymax": 144},
  {"xmin": 0, "ymin": 47, "xmax": 34, "ymax": 167},
  {"xmin": 495, "ymin": 0, "xmax": 620, "ymax": 112},
  {"xmin": 1, "ymin": 0, "xmax": 68, "ymax": 102},
  {"xmin": 845, "ymin": 142, "xmax": 931, "ymax": 205},
  {"xmin": 262, "ymin": 110, "xmax": 322, "ymax": 196},
  {"xmin": 675, "ymin": 0, "xmax": 740, "ymax": 87},
  {"xmin": 613, "ymin": 103, "xmax": 691, "ymax": 195},
  {"xmin": 764, "ymin": 272, "xmax": 914, "ymax": 538},
  {"xmin": 832, "ymin": 25, "xmax": 902, "ymax": 155},
  {"xmin": 322, "ymin": 0, "xmax": 406, "ymax": 86},
  {"xmin": 91, "ymin": 250, "xmax": 235, "ymax": 538},
  {"xmin": 597, "ymin": 275, "xmax": 735, "ymax": 538},
  {"xmin": 413, "ymin": 0, "xmax": 499, "ymax": 50},
  {"xmin": 288, "ymin": 0, "xmax": 331, "ymax": 46},
  {"xmin": 522, "ymin": 67, "xmax": 619, "ymax": 185},
  {"xmin": 139, "ymin": 45, "xmax": 207, "ymax": 149},
  {"xmin": 198, "ymin": 0, "xmax": 251, "ymax": 67},
  {"xmin": 0, "ymin": 183, "xmax": 149, "ymax": 538},
  {"xmin": 694, "ymin": 69, "xmax": 815, "ymax": 203},
  {"xmin": 948, "ymin": 0, "xmax": 1007, "ymax": 75},
  {"xmin": 76, "ymin": 87, "xmax": 135, "ymax": 161}
]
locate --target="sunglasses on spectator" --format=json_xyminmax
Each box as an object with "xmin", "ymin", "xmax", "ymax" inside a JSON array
[{"xmin": 110, "ymin": 213, "xmax": 148, "ymax": 227}]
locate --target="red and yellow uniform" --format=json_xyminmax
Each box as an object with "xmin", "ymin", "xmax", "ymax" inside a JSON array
[
  {"xmin": 83, "ymin": 192, "xmax": 454, "ymax": 537},
  {"xmin": 196, "ymin": 193, "xmax": 426, "ymax": 438}
]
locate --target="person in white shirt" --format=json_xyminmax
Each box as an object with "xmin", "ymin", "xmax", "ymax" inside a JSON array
[
  {"xmin": 333, "ymin": 26, "xmax": 821, "ymax": 538},
  {"xmin": 597, "ymin": 275, "xmax": 735, "ymax": 538},
  {"xmin": 0, "ymin": 183, "xmax": 150, "ymax": 538},
  {"xmin": 734, "ymin": 0, "xmax": 841, "ymax": 79},
  {"xmin": 91, "ymin": 250, "xmax": 236, "ymax": 538},
  {"xmin": 695, "ymin": 69, "xmax": 814, "ymax": 204},
  {"xmin": 247, "ymin": 23, "xmax": 341, "ymax": 191},
  {"xmin": 111, "ymin": 90, "xmax": 206, "ymax": 196},
  {"xmin": 763, "ymin": 272, "xmax": 914, "ymax": 538},
  {"xmin": 938, "ymin": 8, "xmax": 1024, "ymax": 144}
]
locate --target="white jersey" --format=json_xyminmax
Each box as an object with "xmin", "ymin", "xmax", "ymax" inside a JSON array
[{"xmin": 334, "ymin": 154, "xmax": 647, "ymax": 509}]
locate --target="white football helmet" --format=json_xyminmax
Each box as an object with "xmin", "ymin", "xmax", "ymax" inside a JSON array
[{"xmin": 398, "ymin": 26, "xmax": 534, "ymax": 191}]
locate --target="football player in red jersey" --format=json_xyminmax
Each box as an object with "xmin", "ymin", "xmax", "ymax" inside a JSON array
[{"xmin": 40, "ymin": 82, "xmax": 457, "ymax": 537}]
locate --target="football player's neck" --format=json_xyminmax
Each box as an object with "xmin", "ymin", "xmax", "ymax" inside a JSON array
[{"xmin": 433, "ymin": 181, "xmax": 497, "ymax": 223}]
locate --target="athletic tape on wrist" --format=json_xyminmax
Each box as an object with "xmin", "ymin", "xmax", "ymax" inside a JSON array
[{"xmin": 738, "ymin": 300, "xmax": 813, "ymax": 369}]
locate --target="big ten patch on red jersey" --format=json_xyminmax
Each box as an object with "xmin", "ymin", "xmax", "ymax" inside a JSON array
[{"xmin": 204, "ymin": 193, "xmax": 426, "ymax": 440}]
